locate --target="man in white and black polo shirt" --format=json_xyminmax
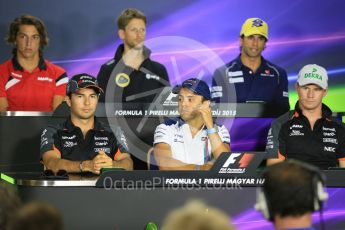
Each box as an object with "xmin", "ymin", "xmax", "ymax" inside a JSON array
[
  {"xmin": 40, "ymin": 73, "xmax": 133, "ymax": 174},
  {"xmin": 154, "ymin": 78, "xmax": 230, "ymax": 170}
]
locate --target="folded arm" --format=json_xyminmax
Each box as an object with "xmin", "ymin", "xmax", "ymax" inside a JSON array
[{"xmin": 154, "ymin": 143, "xmax": 213, "ymax": 171}]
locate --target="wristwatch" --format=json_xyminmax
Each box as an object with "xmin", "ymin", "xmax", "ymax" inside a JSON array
[{"xmin": 207, "ymin": 126, "xmax": 218, "ymax": 135}]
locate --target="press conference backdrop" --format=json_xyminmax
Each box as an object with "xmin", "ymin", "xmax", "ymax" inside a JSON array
[
  {"xmin": 0, "ymin": 0, "xmax": 344, "ymax": 111},
  {"xmin": 1, "ymin": 1, "xmax": 345, "ymax": 229},
  {"xmin": 1, "ymin": 0, "xmax": 344, "ymax": 147}
]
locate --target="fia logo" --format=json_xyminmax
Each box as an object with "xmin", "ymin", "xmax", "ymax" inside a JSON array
[{"xmin": 219, "ymin": 153, "xmax": 252, "ymax": 174}]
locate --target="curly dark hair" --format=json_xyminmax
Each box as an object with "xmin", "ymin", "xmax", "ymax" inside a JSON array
[{"xmin": 6, "ymin": 14, "xmax": 49, "ymax": 57}]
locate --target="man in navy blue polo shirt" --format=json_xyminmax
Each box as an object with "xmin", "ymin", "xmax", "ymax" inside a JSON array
[
  {"xmin": 40, "ymin": 73, "xmax": 133, "ymax": 174},
  {"xmin": 211, "ymin": 18, "xmax": 289, "ymax": 115}
]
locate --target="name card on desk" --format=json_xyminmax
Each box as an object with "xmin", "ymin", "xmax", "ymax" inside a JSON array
[{"xmin": 96, "ymin": 152, "xmax": 266, "ymax": 189}]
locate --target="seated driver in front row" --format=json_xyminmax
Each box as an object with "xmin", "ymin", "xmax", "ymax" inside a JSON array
[
  {"xmin": 154, "ymin": 78, "xmax": 230, "ymax": 170},
  {"xmin": 40, "ymin": 73, "xmax": 133, "ymax": 174}
]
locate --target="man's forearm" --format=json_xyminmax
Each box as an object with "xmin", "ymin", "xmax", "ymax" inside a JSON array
[
  {"xmin": 112, "ymin": 158, "xmax": 133, "ymax": 170},
  {"xmin": 208, "ymin": 133, "xmax": 230, "ymax": 158},
  {"xmin": 45, "ymin": 158, "xmax": 81, "ymax": 173},
  {"xmin": 158, "ymin": 157, "xmax": 213, "ymax": 171}
]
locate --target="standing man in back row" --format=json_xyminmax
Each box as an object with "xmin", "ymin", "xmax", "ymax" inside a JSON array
[
  {"xmin": 211, "ymin": 18, "xmax": 289, "ymax": 115},
  {"xmin": 97, "ymin": 8, "xmax": 170, "ymax": 169}
]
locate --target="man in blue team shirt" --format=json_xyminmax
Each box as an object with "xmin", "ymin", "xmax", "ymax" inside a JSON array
[{"xmin": 211, "ymin": 18, "xmax": 289, "ymax": 115}]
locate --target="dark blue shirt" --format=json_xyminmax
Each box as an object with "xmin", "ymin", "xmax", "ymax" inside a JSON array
[{"xmin": 211, "ymin": 55, "xmax": 289, "ymax": 115}]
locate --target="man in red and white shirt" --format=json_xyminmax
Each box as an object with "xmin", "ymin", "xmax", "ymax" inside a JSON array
[{"xmin": 0, "ymin": 15, "xmax": 68, "ymax": 112}]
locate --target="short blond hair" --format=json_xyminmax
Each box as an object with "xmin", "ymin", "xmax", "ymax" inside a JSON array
[{"xmin": 162, "ymin": 200, "xmax": 235, "ymax": 230}]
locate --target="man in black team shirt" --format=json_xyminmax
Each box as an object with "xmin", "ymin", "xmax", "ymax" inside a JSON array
[
  {"xmin": 41, "ymin": 74, "xmax": 133, "ymax": 174},
  {"xmin": 97, "ymin": 8, "xmax": 170, "ymax": 169},
  {"xmin": 267, "ymin": 64, "xmax": 345, "ymax": 169}
]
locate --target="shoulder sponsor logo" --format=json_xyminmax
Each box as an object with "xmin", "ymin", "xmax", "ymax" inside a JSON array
[
  {"xmin": 40, "ymin": 134, "xmax": 48, "ymax": 148},
  {"xmin": 119, "ymin": 132, "xmax": 129, "ymax": 150},
  {"xmin": 289, "ymin": 130, "xmax": 304, "ymax": 136},
  {"xmin": 211, "ymin": 86, "xmax": 222, "ymax": 92},
  {"xmin": 41, "ymin": 129, "xmax": 47, "ymax": 137},
  {"xmin": 37, "ymin": 77, "xmax": 53, "ymax": 82},
  {"xmin": 267, "ymin": 128, "xmax": 272, "ymax": 135},
  {"xmin": 62, "ymin": 135, "xmax": 76, "ymax": 140},
  {"xmin": 211, "ymin": 92, "xmax": 223, "ymax": 98},
  {"xmin": 323, "ymin": 138, "xmax": 338, "ymax": 144},
  {"xmin": 324, "ymin": 146, "xmax": 335, "ymax": 152},
  {"xmin": 41, "ymin": 141, "xmax": 48, "ymax": 148},
  {"xmin": 266, "ymin": 144, "xmax": 273, "ymax": 149},
  {"xmin": 145, "ymin": 74, "xmax": 160, "ymax": 80}
]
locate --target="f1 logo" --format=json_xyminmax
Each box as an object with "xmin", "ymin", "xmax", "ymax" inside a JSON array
[
  {"xmin": 222, "ymin": 153, "xmax": 242, "ymax": 167},
  {"xmin": 165, "ymin": 92, "xmax": 177, "ymax": 102}
]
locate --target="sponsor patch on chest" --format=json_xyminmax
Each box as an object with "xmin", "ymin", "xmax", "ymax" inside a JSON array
[
  {"xmin": 63, "ymin": 141, "xmax": 77, "ymax": 148},
  {"xmin": 94, "ymin": 147, "xmax": 111, "ymax": 154},
  {"xmin": 173, "ymin": 134, "xmax": 184, "ymax": 143},
  {"xmin": 289, "ymin": 129, "xmax": 304, "ymax": 136},
  {"xmin": 37, "ymin": 76, "xmax": 53, "ymax": 82},
  {"xmin": 323, "ymin": 138, "xmax": 338, "ymax": 144},
  {"xmin": 324, "ymin": 146, "xmax": 335, "ymax": 152},
  {"xmin": 260, "ymin": 69, "xmax": 275, "ymax": 77}
]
